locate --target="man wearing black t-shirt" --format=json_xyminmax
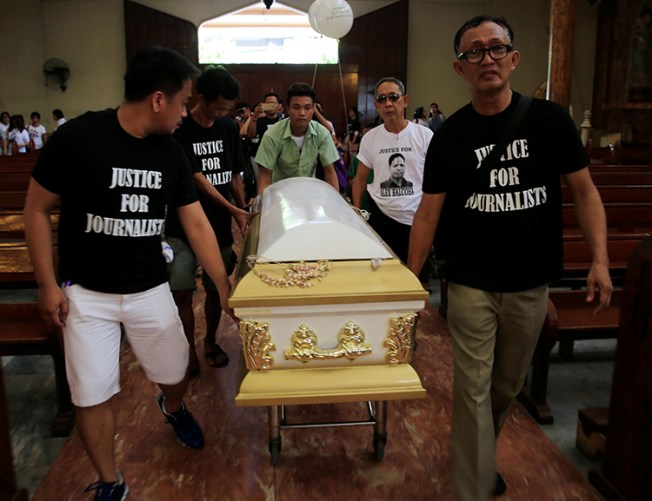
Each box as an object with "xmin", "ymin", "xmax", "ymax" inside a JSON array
[
  {"xmin": 24, "ymin": 47, "xmax": 236, "ymax": 499},
  {"xmin": 165, "ymin": 66, "xmax": 252, "ymax": 375},
  {"xmin": 407, "ymin": 16, "xmax": 612, "ymax": 500}
]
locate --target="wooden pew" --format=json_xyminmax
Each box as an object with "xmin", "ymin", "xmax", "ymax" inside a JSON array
[
  {"xmin": 0, "ymin": 180, "xmax": 31, "ymax": 192},
  {"xmin": 0, "ymin": 211, "xmax": 59, "ymax": 240},
  {"xmin": 0, "ymin": 171, "xmax": 32, "ymax": 191},
  {"xmin": 0, "ymin": 242, "xmax": 41, "ymax": 286},
  {"xmin": 0, "ymin": 303, "xmax": 73, "ymax": 436},
  {"xmin": 0, "ymin": 163, "xmax": 36, "ymax": 174},
  {"xmin": 589, "ymin": 170, "xmax": 652, "ymax": 185},
  {"xmin": 589, "ymin": 164, "xmax": 651, "ymax": 173},
  {"xmin": 0, "ymin": 243, "xmax": 72, "ymax": 436},
  {"xmin": 587, "ymin": 140, "xmax": 652, "ymax": 165},
  {"xmin": 518, "ymin": 288, "xmax": 623, "ymax": 424},
  {"xmin": 519, "ymin": 204, "xmax": 649, "ymax": 423},
  {"xmin": 588, "ymin": 235, "xmax": 652, "ymax": 500},
  {"xmin": 559, "ymin": 234, "xmax": 643, "ymax": 282},
  {"xmin": 0, "ymin": 171, "xmax": 34, "ymax": 182},
  {"xmin": 0, "ymin": 150, "xmax": 39, "ymax": 166},
  {"xmin": 0, "ymin": 163, "xmax": 36, "ymax": 173},
  {"xmin": 563, "ymin": 202, "xmax": 652, "ymax": 234},
  {"xmin": 562, "ymin": 185, "xmax": 652, "ymax": 204},
  {"xmin": 0, "ymin": 192, "xmax": 27, "ymax": 211}
]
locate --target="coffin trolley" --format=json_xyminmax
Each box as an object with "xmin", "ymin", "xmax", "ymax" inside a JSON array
[{"xmin": 229, "ymin": 178, "xmax": 428, "ymax": 465}]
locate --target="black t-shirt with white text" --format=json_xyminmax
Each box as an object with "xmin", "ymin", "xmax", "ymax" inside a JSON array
[
  {"xmin": 32, "ymin": 108, "xmax": 197, "ymax": 294},
  {"xmin": 422, "ymin": 93, "xmax": 589, "ymax": 292},
  {"xmin": 165, "ymin": 115, "xmax": 244, "ymax": 247}
]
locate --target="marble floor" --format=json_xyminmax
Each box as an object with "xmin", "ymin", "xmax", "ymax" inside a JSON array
[{"xmin": 3, "ymin": 282, "xmax": 611, "ymax": 500}]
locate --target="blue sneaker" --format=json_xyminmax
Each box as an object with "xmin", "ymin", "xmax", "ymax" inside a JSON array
[
  {"xmin": 84, "ymin": 471, "xmax": 128, "ymax": 500},
  {"xmin": 157, "ymin": 394, "xmax": 205, "ymax": 449}
]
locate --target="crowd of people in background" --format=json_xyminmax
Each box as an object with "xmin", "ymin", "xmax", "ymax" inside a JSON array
[
  {"xmin": 0, "ymin": 94, "xmax": 444, "ymax": 199},
  {"xmin": 228, "ymin": 88, "xmax": 445, "ymax": 202},
  {"xmin": 0, "ymin": 108, "xmax": 66, "ymax": 155}
]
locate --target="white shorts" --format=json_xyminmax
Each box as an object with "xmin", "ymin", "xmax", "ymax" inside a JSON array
[{"xmin": 62, "ymin": 282, "xmax": 189, "ymax": 407}]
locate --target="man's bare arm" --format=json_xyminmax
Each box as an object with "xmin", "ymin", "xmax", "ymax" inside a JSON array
[
  {"xmin": 407, "ymin": 193, "xmax": 446, "ymax": 277},
  {"xmin": 178, "ymin": 202, "xmax": 236, "ymax": 319},
  {"xmin": 321, "ymin": 163, "xmax": 339, "ymax": 191},
  {"xmin": 23, "ymin": 179, "xmax": 67, "ymax": 326},
  {"xmin": 257, "ymin": 166, "xmax": 272, "ymax": 195},
  {"xmin": 351, "ymin": 161, "xmax": 372, "ymax": 208},
  {"xmin": 564, "ymin": 167, "xmax": 613, "ymax": 313}
]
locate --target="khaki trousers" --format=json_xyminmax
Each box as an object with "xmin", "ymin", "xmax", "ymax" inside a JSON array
[{"xmin": 447, "ymin": 282, "xmax": 548, "ymax": 501}]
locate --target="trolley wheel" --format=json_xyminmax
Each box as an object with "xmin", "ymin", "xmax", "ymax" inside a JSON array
[
  {"xmin": 269, "ymin": 437, "xmax": 282, "ymax": 466},
  {"xmin": 373, "ymin": 432, "xmax": 387, "ymax": 461}
]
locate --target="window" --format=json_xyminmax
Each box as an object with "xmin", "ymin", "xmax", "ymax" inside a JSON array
[{"xmin": 199, "ymin": 2, "xmax": 339, "ymax": 64}]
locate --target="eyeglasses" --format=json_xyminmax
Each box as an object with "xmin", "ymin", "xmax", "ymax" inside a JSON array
[
  {"xmin": 375, "ymin": 92, "xmax": 402, "ymax": 104},
  {"xmin": 457, "ymin": 44, "xmax": 512, "ymax": 64}
]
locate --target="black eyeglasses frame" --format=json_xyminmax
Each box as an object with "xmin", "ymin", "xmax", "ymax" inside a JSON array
[{"xmin": 457, "ymin": 44, "xmax": 513, "ymax": 64}]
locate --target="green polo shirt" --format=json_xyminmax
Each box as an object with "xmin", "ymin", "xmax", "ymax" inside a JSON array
[{"xmin": 254, "ymin": 118, "xmax": 340, "ymax": 183}]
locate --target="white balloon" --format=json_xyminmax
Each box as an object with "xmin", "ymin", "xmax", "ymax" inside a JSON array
[
  {"xmin": 314, "ymin": 0, "xmax": 353, "ymax": 39},
  {"xmin": 308, "ymin": 0, "xmax": 323, "ymax": 34}
]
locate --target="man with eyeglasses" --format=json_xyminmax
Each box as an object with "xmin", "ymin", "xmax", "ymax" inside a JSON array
[
  {"xmin": 407, "ymin": 16, "xmax": 612, "ymax": 500},
  {"xmin": 351, "ymin": 77, "xmax": 433, "ymax": 266},
  {"xmin": 165, "ymin": 66, "xmax": 253, "ymax": 375}
]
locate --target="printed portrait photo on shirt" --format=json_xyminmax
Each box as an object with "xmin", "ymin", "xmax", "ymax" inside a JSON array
[{"xmin": 380, "ymin": 152, "xmax": 415, "ymax": 196}]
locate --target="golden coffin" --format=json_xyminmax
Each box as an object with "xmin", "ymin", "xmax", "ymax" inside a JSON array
[{"xmin": 229, "ymin": 178, "xmax": 428, "ymax": 407}]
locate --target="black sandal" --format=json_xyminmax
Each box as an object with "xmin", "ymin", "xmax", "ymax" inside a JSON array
[{"xmin": 205, "ymin": 345, "xmax": 229, "ymax": 368}]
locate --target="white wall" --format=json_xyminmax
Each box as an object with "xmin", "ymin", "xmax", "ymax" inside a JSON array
[
  {"xmin": 0, "ymin": 0, "xmax": 125, "ymax": 132},
  {"xmin": 0, "ymin": 0, "xmax": 597, "ymax": 132},
  {"xmin": 406, "ymin": 0, "xmax": 598, "ymax": 124}
]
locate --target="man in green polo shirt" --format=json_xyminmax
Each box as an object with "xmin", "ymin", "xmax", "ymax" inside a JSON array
[{"xmin": 254, "ymin": 82, "xmax": 340, "ymax": 193}]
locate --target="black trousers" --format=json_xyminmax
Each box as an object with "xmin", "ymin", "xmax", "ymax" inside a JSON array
[{"xmin": 366, "ymin": 195, "xmax": 411, "ymax": 264}]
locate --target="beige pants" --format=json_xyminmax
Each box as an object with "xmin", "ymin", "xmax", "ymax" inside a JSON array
[{"xmin": 447, "ymin": 282, "xmax": 548, "ymax": 501}]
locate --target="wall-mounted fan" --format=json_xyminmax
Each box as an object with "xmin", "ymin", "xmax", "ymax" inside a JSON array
[{"xmin": 43, "ymin": 58, "xmax": 71, "ymax": 92}]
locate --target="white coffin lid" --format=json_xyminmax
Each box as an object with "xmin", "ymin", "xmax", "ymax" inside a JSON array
[{"xmin": 256, "ymin": 177, "xmax": 393, "ymax": 262}]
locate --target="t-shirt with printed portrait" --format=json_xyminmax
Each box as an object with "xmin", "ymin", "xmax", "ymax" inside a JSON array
[{"xmin": 357, "ymin": 121, "xmax": 433, "ymax": 225}]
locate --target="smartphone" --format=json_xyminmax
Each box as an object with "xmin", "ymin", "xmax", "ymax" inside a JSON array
[{"xmin": 261, "ymin": 102, "xmax": 277, "ymax": 111}]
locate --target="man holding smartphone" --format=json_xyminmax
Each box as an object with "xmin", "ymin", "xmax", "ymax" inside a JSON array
[{"xmin": 246, "ymin": 92, "xmax": 282, "ymax": 156}]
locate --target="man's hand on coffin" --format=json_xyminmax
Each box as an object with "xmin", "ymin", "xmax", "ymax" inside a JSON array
[
  {"xmin": 220, "ymin": 293, "xmax": 239, "ymax": 324},
  {"xmin": 231, "ymin": 205, "xmax": 258, "ymax": 235}
]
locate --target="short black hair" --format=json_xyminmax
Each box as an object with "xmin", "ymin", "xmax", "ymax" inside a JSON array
[
  {"xmin": 286, "ymin": 82, "xmax": 315, "ymax": 106},
  {"xmin": 389, "ymin": 152, "xmax": 405, "ymax": 165},
  {"xmin": 52, "ymin": 109, "xmax": 64, "ymax": 119},
  {"xmin": 31, "ymin": 111, "xmax": 41, "ymax": 119},
  {"xmin": 263, "ymin": 92, "xmax": 280, "ymax": 102},
  {"xmin": 196, "ymin": 66, "xmax": 240, "ymax": 102},
  {"xmin": 235, "ymin": 102, "xmax": 249, "ymax": 111},
  {"xmin": 123, "ymin": 46, "xmax": 199, "ymax": 102},
  {"xmin": 453, "ymin": 15, "xmax": 514, "ymax": 53}
]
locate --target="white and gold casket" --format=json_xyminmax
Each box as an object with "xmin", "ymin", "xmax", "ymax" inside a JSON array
[{"xmin": 230, "ymin": 177, "xmax": 428, "ymax": 407}]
